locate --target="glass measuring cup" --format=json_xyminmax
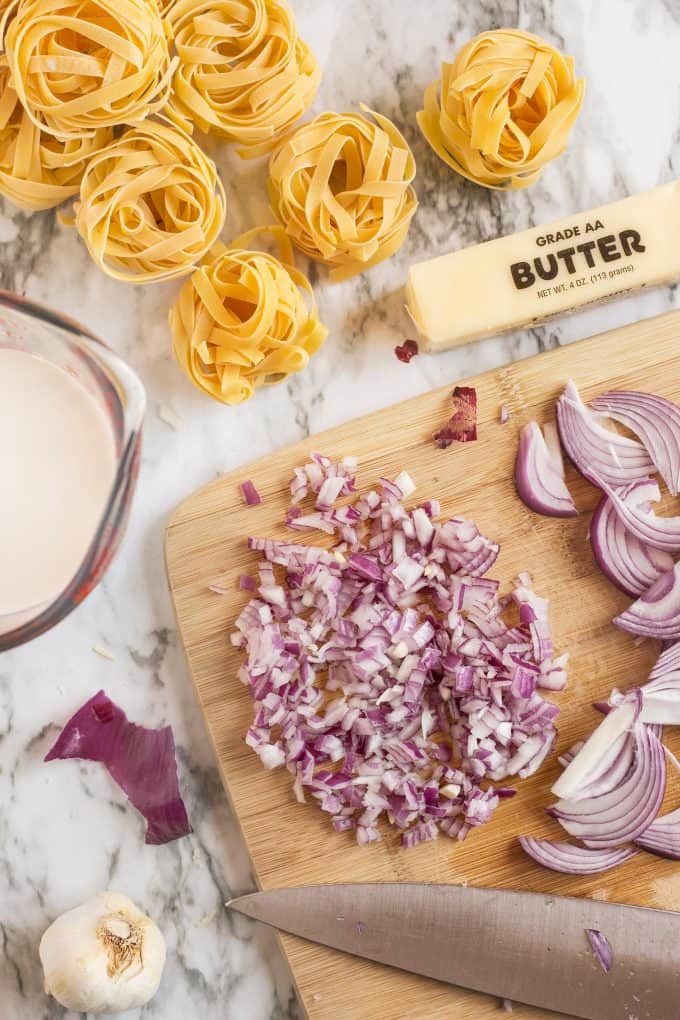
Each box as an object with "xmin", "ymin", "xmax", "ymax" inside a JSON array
[{"xmin": 0, "ymin": 291, "xmax": 145, "ymax": 651}]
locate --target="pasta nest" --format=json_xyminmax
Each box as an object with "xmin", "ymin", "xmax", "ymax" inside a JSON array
[
  {"xmin": 417, "ymin": 29, "xmax": 584, "ymax": 190},
  {"xmin": 72, "ymin": 119, "xmax": 226, "ymax": 283},
  {"xmin": 170, "ymin": 226, "xmax": 327, "ymax": 404},
  {"xmin": 268, "ymin": 107, "xmax": 417, "ymax": 281},
  {"xmin": 165, "ymin": 0, "xmax": 320, "ymax": 158},
  {"xmin": 0, "ymin": 61, "xmax": 113, "ymax": 210},
  {"xmin": 4, "ymin": 0, "xmax": 174, "ymax": 139}
]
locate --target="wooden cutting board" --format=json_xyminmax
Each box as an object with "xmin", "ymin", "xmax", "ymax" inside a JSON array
[{"xmin": 166, "ymin": 310, "xmax": 680, "ymax": 1020}]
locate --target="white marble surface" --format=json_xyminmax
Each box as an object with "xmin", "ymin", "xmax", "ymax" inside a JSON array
[{"xmin": 1, "ymin": 1, "xmax": 679, "ymax": 1017}]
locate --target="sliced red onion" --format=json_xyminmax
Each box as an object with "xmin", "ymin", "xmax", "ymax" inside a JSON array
[
  {"xmin": 394, "ymin": 339, "xmax": 419, "ymax": 363},
  {"xmin": 241, "ymin": 479, "xmax": 262, "ymax": 506},
  {"xmin": 590, "ymin": 485, "xmax": 674, "ymax": 597},
  {"xmin": 551, "ymin": 697, "xmax": 639, "ymax": 800},
  {"xmin": 45, "ymin": 690, "xmax": 191, "ymax": 845},
  {"xmin": 235, "ymin": 456, "xmax": 564, "ymax": 846},
  {"xmin": 515, "ymin": 421, "xmax": 578, "ymax": 518},
  {"xmin": 614, "ymin": 562, "xmax": 680, "ymax": 639},
  {"xmin": 551, "ymin": 722, "xmax": 666, "ymax": 848},
  {"xmin": 585, "ymin": 929, "xmax": 613, "ymax": 973},
  {"xmin": 591, "ymin": 390, "xmax": 680, "ymax": 495},
  {"xmin": 519, "ymin": 836, "xmax": 637, "ymax": 874},
  {"xmin": 556, "ymin": 380, "xmax": 654, "ymax": 488},
  {"xmin": 558, "ymin": 739, "xmax": 585, "ymax": 768},
  {"xmin": 640, "ymin": 643, "xmax": 680, "ymax": 723},
  {"xmin": 604, "ymin": 478, "xmax": 680, "ymax": 552},
  {"xmin": 434, "ymin": 386, "xmax": 478, "ymax": 448},
  {"xmin": 635, "ymin": 804, "xmax": 680, "ymax": 859}
]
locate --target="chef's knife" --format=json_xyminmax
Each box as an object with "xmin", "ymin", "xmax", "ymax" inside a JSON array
[{"xmin": 228, "ymin": 883, "xmax": 678, "ymax": 1019}]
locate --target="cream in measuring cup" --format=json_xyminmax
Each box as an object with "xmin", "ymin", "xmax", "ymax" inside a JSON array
[{"xmin": 0, "ymin": 348, "xmax": 118, "ymax": 618}]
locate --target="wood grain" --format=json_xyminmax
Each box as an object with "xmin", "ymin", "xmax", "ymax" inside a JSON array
[{"xmin": 166, "ymin": 310, "xmax": 680, "ymax": 1020}]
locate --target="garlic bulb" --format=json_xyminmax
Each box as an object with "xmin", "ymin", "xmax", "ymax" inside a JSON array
[{"xmin": 39, "ymin": 891, "xmax": 166, "ymax": 1014}]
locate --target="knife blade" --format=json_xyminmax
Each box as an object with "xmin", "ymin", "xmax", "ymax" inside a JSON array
[{"xmin": 228, "ymin": 883, "xmax": 679, "ymax": 1019}]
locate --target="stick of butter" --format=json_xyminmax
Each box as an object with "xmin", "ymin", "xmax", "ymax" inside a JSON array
[{"xmin": 406, "ymin": 180, "xmax": 680, "ymax": 352}]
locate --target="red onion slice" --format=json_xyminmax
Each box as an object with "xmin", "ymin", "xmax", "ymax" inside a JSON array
[
  {"xmin": 551, "ymin": 722, "xmax": 666, "ymax": 849},
  {"xmin": 640, "ymin": 643, "xmax": 680, "ymax": 723},
  {"xmin": 551, "ymin": 697, "xmax": 639, "ymax": 800},
  {"xmin": 585, "ymin": 929, "xmax": 613, "ymax": 973},
  {"xmin": 519, "ymin": 836, "xmax": 637, "ymax": 874},
  {"xmin": 635, "ymin": 804, "xmax": 680, "ymax": 859},
  {"xmin": 589, "ymin": 485, "xmax": 674, "ymax": 597},
  {"xmin": 514, "ymin": 422, "xmax": 578, "ymax": 518},
  {"xmin": 556, "ymin": 380, "xmax": 654, "ymax": 488},
  {"xmin": 591, "ymin": 390, "xmax": 680, "ymax": 496},
  {"xmin": 604, "ymin": 478, "xmax": 680, "ymax": 552},
  {"xmin": 614, "ymin": 562, "xmax": 680, "ymax": 639}
]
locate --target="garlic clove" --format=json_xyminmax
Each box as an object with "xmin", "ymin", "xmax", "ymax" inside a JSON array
[{"xmin": 39, "ymin": 891, "xmax": 166, "ymax": 1014}]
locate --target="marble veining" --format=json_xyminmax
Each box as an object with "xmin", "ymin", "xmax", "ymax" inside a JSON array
[{"xmin": 1, "ymin": 1, "xmax": 679, "ymax": 1017}]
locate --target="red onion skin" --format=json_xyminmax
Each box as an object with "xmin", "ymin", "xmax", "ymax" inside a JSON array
[
  {"xmin": 395, "ymin": 340, "xmax": 419, "ymax": 363},
  {"xmin": 45, "ymin": 690, "xmax": 191, "ymax": 845}
]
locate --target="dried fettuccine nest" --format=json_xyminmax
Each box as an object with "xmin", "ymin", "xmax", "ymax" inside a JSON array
[
  {"xmin": 268, "ymin": 107, "xmax": 417, "ymax": 281},
  {"xmin": 166, "ymin": 0, "xmax": 320, "ymax": 158},
  {"xmin": 5, "ymin": 0, "xmax": 174, "ymax": 139},
  {"xmin": 0, "ymin": 61, "xmax": 113, "ymax": 210},
  {"xmin": 417, "ymin": 29, "xmax": 584, "ymax": 190},
  {"xmin": 170, "ymin": 226, "xmax": 327, "ymax": 404},
  {"xmin": 71, "ymin": 120, "xmax": 225, "ymax": 283}
]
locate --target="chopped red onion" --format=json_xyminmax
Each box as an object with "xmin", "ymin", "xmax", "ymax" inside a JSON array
[
  {"xmin": 585, "ymin": 929, "xmax": 613, "ymax": 973},
  {"xmin": 590, "ymin": 390, "xmax": 680, "ymax": 495},
  {"xmin": 434, "ymin": 386, "xmax": 478, "ymax": 448},
  {"xmin": 519, "ymin": 836, "xmax": 637, "ymax": 874},
  {"xmin": 515, "ymin": 421, "xmax": 578, "ymax": 518},
  {"xmin": 556, "ymin": 380, "xmax": 653, "ymax": 488},
  {"xmin": 234, "ymin": 455, "xmax": 564, "ymax": 846},
  {"xmin": 291, "ymin": 453, "xmax": 357, "ymax": 507},
  {"xmin": 499, "ymin": 404, "xmax": 510, "ymax": 425},
  {"xmin": 45, "ymin": 690, "xmax": 191, "ymax": 845},
  {"xmin": 239, "ymin": 575, "xmax": 257, "ymax": 592},
  {"xmin": 590, "ymin": 485, "xmax": 674, "ymax": 597},
  {"xmin": 614, "ymin": 562, "xmax": 680, "ymax": 639},
  {"xmin": 241, "ymin": 479, "xmax": 262, "ymax": 506},
  {"xmin": 208, "ymin": 583, "xmax": 230, "ymax": 595},
  {"xmin": 394, "ymin": 339, "xmax": 419, "ymax": 363}
]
